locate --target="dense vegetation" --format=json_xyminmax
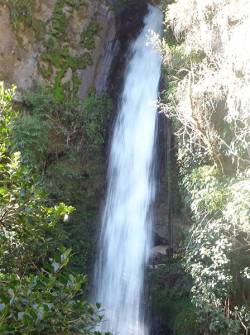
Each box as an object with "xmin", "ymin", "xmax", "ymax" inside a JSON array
[
  {"xmin": 0, "ymin": 83, "xmax": 112, "ymax": 334},
  {"xmin": 1, "ymin": 0, "xmax": 112, "ymax": 271},
  {"xmin": 0, "ymin": 0, "xmax": 113, "ymax": 332},
  {"xmin": 155, "ymin": 0, "xmax": 250, "ymax": 334}
]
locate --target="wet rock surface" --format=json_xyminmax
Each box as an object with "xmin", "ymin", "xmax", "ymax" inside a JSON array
[
  {"xmin": 108, "ymin": 0, "xmax": 149, "ymax": 102},
  {"xmin": 79, "ymin": 3, "xmax": 116, "ymax": 98}
]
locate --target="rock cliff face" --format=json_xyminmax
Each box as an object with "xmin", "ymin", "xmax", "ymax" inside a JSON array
[
  {"xmin": 0, "ymin": 0, "xmax": 115, "ymax": 97},
  {"xmin": 0, "ymin": 3, "xmax": 43, "ymax": 89}
]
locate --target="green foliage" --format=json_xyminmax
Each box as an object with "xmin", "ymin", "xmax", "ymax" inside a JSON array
[
  {"xmin": 5, "ymin": 0, "xmax": 35, "ymax": 31},
  {"xmin": 0, "ymin": 248, "xmax": 102, "ymax": 335},
  {"xmin": 148, "ymin": 261, "xmax": 199, "ymax": 335},
  {"xmin": 16, "ymin": 87, "xmax": 112, "ymax": 164},
  {"xmin": 0, "ymin": 83, "xmax": 73, "ymax": 273},
  {"xmin": 12, "ymin": 87, "xmax": 53, "ymax": 167},
  {"xmin": 42, "ymin": 47, "xmax": 92, "ymax": 71},
  {"xmin": 81, "ymin": 21, "xmax": 100, "ymax": 50},
  {"xmin": 50, "ymin": 0, "xmax": 67, "ymax": 39},
  {"xmin": 12, "ymin": 86, "xmax": 112, "ymax": 273},
  {"xmin": 40, "ymin": 46, "xmax": 92, "ymax": 102},
  {"xmin": 182, "ymin": 165, "xmax": 250, "ymax": 333},
  {"xmin": 4, "ymin": 0, "xmax": 46, "ymax": 41},
  {"xmin": 49, "ymin": 0, "xmax": 87, "ymax": 40},
  {"xmin": 161, "ymin": 45, "xmax": 205, "ymax": 107},
  {"xmin": 161, "ymin": 1, "xmax": 250, "ymax": 333},
  {"xmin": 82, "ymin": 92, "xmax": 113, "ymax": 153},
  {"xmin": 32, "ymin": 18, "xmax": 46, "ymax": 40},
  {"xmin": 12, "ymin": 114, "xmax": 50, "ymax": 166},
  {"xmin": 38, "ymin": 62, "xmax": 53, "ymax": 80},
  {"xmin": 64, "ymin": 0, "xmax": 86, "ymax": 10},
  {"xmin": 225, "ymin": 177, "xmax": 250, "ymax": 236},
  {"xmin": 182, "ymin": 165, "xmax": 229, "ymax": 217},
  {"xmin": 0, "ymin": 82, "xmax": 103, "ymax": 333}
]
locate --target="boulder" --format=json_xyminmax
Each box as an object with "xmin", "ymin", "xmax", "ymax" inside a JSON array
[{"xmin": 151, "ymin": 245, "xmax": 169, "ymax": 263}]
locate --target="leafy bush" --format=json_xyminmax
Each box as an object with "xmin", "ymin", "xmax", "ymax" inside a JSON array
[
  {"xmin": 0, "ymin": 248, "xmax": 102, "ymax": 335},
  {"xmin": 12, "ymin": 114, "xmax": 50, "ymax": 166},
  {"xmin": 182, "ymin": 165, "xmax": 229, "ymax": 217},
  {"xmin": 163, "ymin": 0, "xmax": 250, "ymax": 172},
  {"xmin": 180, "ymin": 164, "xmax": 250, "ymax": 333},
  {"xmin": 161, "ymin": 1, "xmax": 250, "ymax": 333},
  {"xmin": 148, "ymin": 262, "xmax": 199, "ymax": 335},
  {"xmin": 11, "ymin": 86, "xmax": 112, "ymax": 274},
  {"xmin": 82, "ymin": 92, "xmax": 112, "ymax": 154},
  {"xmin": 14, "ymin": 87, "xmax": 112, "ymax": 175},
  {"xmin": 0, "ymin": 82, "xmax": 104, "ymax": 333}
]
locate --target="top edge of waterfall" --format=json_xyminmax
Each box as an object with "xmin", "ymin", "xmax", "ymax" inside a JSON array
[{"xmin": 147, "ymin": 3, "xmax": 163, "ymax": 21}]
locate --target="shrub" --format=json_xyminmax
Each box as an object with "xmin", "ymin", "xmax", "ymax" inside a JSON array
[
  {"xmin": 161, "ymin": 1, "xmax": 250, "ymax": 332},
  {"xmin": 0, "ymin": 82, "xmax": 103, "ymax": 334},
  {"xmin": 0, "ymin": 248, "xmax": 103, "ymax": 335}
]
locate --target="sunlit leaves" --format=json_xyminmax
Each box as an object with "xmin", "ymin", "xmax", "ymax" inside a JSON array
[
  {"xmin": 183, "ymin": 166, "xmax": 250, "ymax": 333},
  {"xmin": 161, "ymin": 1, "xmax": 250, "ymax": 332},
  {"xmin": 0, "ymin": 82, "xmax": 103, "ymax": 333},
  {"xmin": 0, "ymin": 250, "xmax": 102, "ymax": 334}
]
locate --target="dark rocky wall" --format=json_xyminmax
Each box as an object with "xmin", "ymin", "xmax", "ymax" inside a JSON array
[
  {"xmin": 108, "ymin": 0, "xmax": 149, "ymax": 102},
  {"xmin": 101, "ymin": 0, "xmax": 150, "ymax": 176}
]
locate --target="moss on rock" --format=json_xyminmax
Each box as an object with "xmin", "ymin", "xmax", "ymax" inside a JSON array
[
  {"xmin": 36, "ymin": 0, "xmax": 98, "ymax": 100},
  {"xmin": 81, "ymin": 20, "xmax": 100, "ymax": 50}
]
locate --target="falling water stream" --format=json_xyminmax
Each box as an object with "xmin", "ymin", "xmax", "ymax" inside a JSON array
[{"xmin": 93, "ymin": 5, "xmax": 162, "ymax": 335}]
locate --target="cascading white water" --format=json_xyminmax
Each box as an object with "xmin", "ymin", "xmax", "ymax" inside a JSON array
[{"xmin": 93, "ymin": 5, "xmax": 162, "ymax": 335}]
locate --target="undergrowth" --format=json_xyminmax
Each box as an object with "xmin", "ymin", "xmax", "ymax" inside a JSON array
[{"xmin": 160, "ymin": 0, "xmax": 250, "ymax": 333}]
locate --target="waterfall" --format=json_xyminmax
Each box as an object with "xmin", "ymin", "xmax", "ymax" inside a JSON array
[{"xmin": 93, "ymin": 5, "xmax": 162, "ymax": 335}]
